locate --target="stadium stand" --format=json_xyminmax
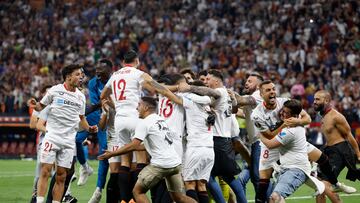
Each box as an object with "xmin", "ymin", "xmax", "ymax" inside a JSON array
[{"xmin": 0, "ymin": 0, "xmax": 359, "ymax": 157}]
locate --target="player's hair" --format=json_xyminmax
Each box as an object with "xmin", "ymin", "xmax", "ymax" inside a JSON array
[
  {"xmin": 62, "ymin": 64, "xmax": 82, "ymax": 81},
  {"xmin": 208, "ymin": 69, "xmax": 224, "ymax": 81},
  {"xmin": 99, "ymin": 58, "xmax": 113, "ymax": 69},
  {"xmin": 141, "ymin": 96, "xmax": 157, "ymax": 110},
  {"xmin": 248, "ymin": 72, "xmax": 264, "ymax": 82},
  {"xmin": 198, "ymin": 70, "xmax": 208, "ymax": 77},
  {"xmin": 191, "ymin": 80, "xmax": 206, "ymax": 87},
  {"xmin": 283, "ymin": 99, "xmax": 303, "ymax": 116},
  {"xmin": 124, "ymin": 50, "xmax": 138, "ymax": 63},
  {"xmin": 157, "ymin": 73, "xmax": 185, "ymax": 85},
  {"xmin": 157, "ymin": 74, "xmax": 173, "ymax": 85},
  {"xmin": 259, "ymin": 80, "xmax": 273, "ymax": 89},
  {"xmin": 171, "ymin": 73, "xmax": 186, "ymax": 85},
  {"xmin": 180, "ymin": 68, "xmax": 195, "ymax": 79}
]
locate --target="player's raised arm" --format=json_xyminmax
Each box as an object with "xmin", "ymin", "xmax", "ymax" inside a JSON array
[
  {"xmin": 27, "ymin": 98, "xmax": 47, "ymax": 112},
  {"xmin": 98, "ymin": 138, "xmax": 142, "ymax": 160},
  {"xmin": 260, "ymin": 134, "xmax": 282, "ymax": 149},
  {"xmin": 284, "ymin": 109, "xmax": 311, "ymax": 127},
  {"xmin": 178, "ymin": 82, "xmax": 221, "ymax": 99}
]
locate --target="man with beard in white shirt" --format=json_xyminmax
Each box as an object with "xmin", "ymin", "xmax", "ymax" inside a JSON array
[
  {"xmin": 252, "ymin": 81, "xmax": 354, "ymax": 203},
  {"xmin": 260, "ymin": 99, "xmax": 321, "ymax": 203},
  {"xmin": 98, "ymin": 96, "xmax": 196, "ymax": 203},
  {"xmin": 230, "ymin": 73, "xmax": 264, "ymax": 197},
  {"xmin": 28, "ymin": 64, "xmax": 98, "ymax": 203},
  {"xmin": 179, "ymin": 69, "xmax": 247, "ymax": 203}
]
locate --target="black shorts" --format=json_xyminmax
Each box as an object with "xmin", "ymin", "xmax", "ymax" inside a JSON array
[
  {"xmin": 318, "ymin": 141, "xmax": 360, "ymax": 181},
  {"xmin": 211, "ymin": 136, "xmax": 241, "ymax": 177}
]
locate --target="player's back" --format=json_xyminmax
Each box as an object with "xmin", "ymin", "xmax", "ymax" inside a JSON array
[
  {"xmin": 106, "ymin": 66, "xmax": 144, "ymax": 117},
  {"xmin": 182, "ymin": 93, "xmax": 213, "ymax": 147},
  {"xmin": 212, "ymin": 87, "xmax": 233, "ymax": 138}
]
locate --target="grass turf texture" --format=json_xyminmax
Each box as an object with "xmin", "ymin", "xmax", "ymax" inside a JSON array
[{"xmin": 0, "ymin": 160, "xmax": 359, "ymax": 202}]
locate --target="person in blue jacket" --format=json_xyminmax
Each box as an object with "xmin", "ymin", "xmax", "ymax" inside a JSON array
[{"xmin": 76, "ymin": 59, "xmax": 113, "ymax": 203}]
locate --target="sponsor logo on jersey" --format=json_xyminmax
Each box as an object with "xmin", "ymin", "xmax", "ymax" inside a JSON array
[
  {"xmin": 56, "ymin": 98, "xmax": 81, "ymax": 108},
  {"xmin": 278, "ymin": 131, "xmax": 286, "ymax": 139}
]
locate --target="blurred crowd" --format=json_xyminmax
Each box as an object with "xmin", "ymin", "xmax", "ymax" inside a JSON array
[{"xmin": 0, "ymin": 0, "xmax": 359, "ymax": 124}]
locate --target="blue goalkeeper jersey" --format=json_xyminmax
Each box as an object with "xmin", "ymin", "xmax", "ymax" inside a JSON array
[{"xmin": 86, "ymin": 76, "xmax": 105, "ymax": 125}]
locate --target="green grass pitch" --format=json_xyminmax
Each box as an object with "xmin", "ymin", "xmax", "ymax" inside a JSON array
[{"xmin": 0, "ymin": 160, "xmax": 359, "ymax": 202}]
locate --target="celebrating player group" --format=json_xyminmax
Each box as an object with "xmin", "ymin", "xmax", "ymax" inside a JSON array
[{"xmin": 28, "ymin": 50, "xmax": 360, "ymax": 203}]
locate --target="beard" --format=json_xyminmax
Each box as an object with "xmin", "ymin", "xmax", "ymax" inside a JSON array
[
  {"xmin": 243, "ymin": 87, "xmax": 254, "ymax": 95},
  {"xmin": 314, "ymin": 103, "xmax": 325, "ymax": 112}
]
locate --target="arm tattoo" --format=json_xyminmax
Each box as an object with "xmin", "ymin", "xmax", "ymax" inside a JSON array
[
  {"xmin": 189, "ymin": 86, "xmax": 221, "ymax": 99},
  {"xmin": 150, "ymin": 80, "xmax": 167, "ymax": 93},
  {"xmin": 234, "ymin": 93, "xmax": 256, "ymax": 106}
]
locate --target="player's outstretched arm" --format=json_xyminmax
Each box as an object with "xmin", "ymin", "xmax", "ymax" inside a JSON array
[
  {"xmin": 284, "ymin": 109, "xmax": 311, "ymax": 127},
  {"xmin": 260, "ymin": 134, "xmax": 282, "ymax": 149},
  {"xmin": 79, "ymin": 115, "xmax": 98, "ymax": 133},
  {"xmin": 178, "ymin": 82, "xmax": 221, "ymax": 99},
  {"xmin": 233, "ymin": 91, "xmax": 257, "ymax": 107},
  {"xmin": 232, "ymin": 139, "xmax": 251, "ymax": 165},
  {"xmin": 335, "ymin": 114, "xmax": 360, "ymax": 160},
  {"xmin": 100, "ymin": 86, "xmax": 112, "ymax": 101},
  {"xmin": 98, "ymin": 138, "xmax": 142, "ymax": 160},
  {"xmin": 142, "ymin": 73, "xmax": 183, "ymax": 105}
]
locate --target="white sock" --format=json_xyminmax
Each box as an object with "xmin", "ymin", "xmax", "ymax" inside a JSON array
[
  {"xmin": 65, "ymin": 187, "xmax": 71, "ymax": 196},
  {"xmin": 96, "ymin": 187, "xmax": 102, "ymax": 193},
  {"xmin": 82, "ymin": 162, "xmax": 89, "ymax": 169},
  {"xmin": 52, "ymin": 201, "xmax": 60, "ymax": 203},
  {"xmin": 36, "ymin": 196, "xmax": 44, "ymax": 203}
]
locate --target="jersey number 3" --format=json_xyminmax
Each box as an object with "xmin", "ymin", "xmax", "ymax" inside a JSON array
[{"xmin": 113, "ymin": 79, "xmax": 127, "ymax": 100}]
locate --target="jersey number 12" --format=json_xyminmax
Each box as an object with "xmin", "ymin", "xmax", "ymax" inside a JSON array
[{"xmin": 113, "ymin": 79, "xmax": 127, "ymax": 100}]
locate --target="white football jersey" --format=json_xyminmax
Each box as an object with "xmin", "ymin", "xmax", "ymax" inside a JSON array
[
  {"xmin": 182, "ymin": 93, "xmax": 213, "ymax": 147},
  {"xmin": 105, "ymin": 66, "xmax": 144, "ymax": 117},
  {"xmin": 158, "ymin": 93, "xmax": 186, "ymax": 156},
  {"xmin": 275, "ymin": 126, "xmax": 311, "ymax": 173},
  {"xmin": 158, "ymin": 93, "xmax": 186, "ymax": 138},
  {"xmin": 251, "ymin": 97, "xmax": 289, "ymax": 133},
  {"xmin": 243, "ymin": 90, "xmax": 263, "ymax": 144},
  {"xmin": 40, "ymin": 84, "xmax": 86, "ymax": 147},
  {"xmin": 134, "ymin": 114, "xmax": 181, "ymax": 168},
  {"xmin": 212, "ymin": 87, "xmax": 233, "ymax": 138}
]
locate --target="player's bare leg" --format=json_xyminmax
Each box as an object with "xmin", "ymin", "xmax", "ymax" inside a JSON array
[
  {"xmin": 52, "ymin": 166, "xmax": 67, "ymax": 201},
  {"xmin": 36, "ymin": 163, "xmax": 53, "ymax": 202},
  {"xmin": 316, "ymin": 181, "xmax": 342, "ymax": 203}
]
